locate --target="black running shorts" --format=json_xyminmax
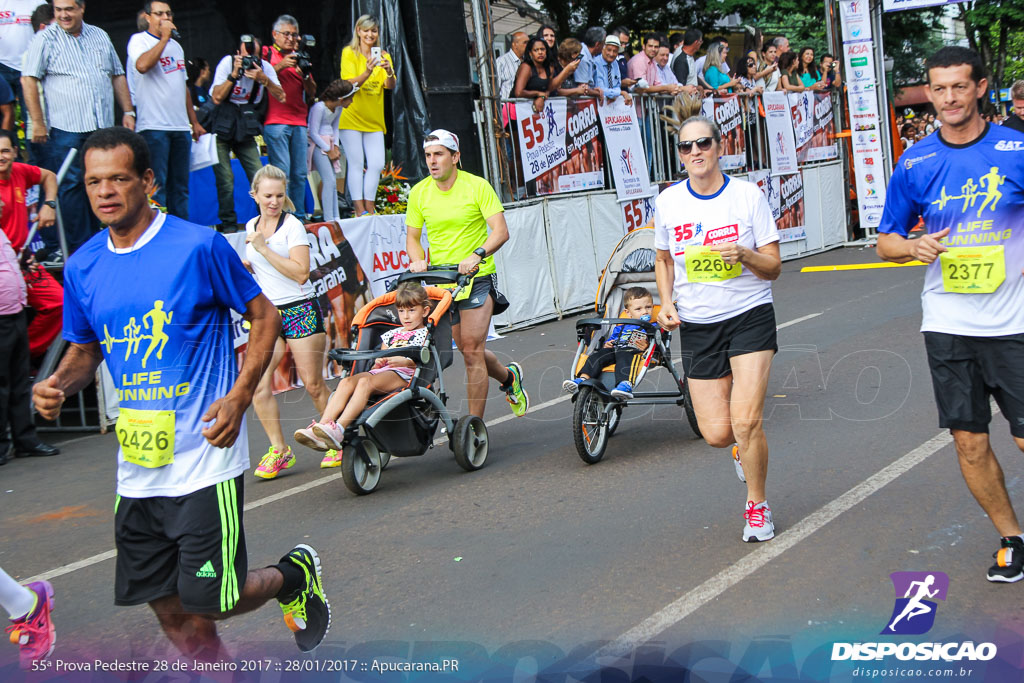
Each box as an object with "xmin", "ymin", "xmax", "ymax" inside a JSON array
[
  {"xmin": 679, "ymin": 303, "xmax": 779, "ymax": 380},
  {"xmin": 924, "ymin": 331, "xmax": 1024, "ymax": 437},
  {"xmin": 114, "ymin": 475, "xmax": 247, "ymax": 614},
  {"xmin": 451, "ymin": 273, "xmax": 510, "ymax": 324}
]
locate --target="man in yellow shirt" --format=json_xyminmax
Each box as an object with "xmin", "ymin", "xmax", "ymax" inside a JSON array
[{"xmin": 405, "ymin": 129, "xmax": 528, "ymax": 419}]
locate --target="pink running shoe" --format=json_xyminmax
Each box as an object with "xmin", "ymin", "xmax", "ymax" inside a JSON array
[
  {"xmin": 311, "ymin": 422, "xmax": 345, "ymax": 451},
  {"xmin": 294, "ymin": 422, "xmax": 329, "ymax": 452},
  {"xmin": 5, "ymin": 581, "xmax": 55, "ymax": 670},
  {"xmin": 319, "ymin": 450, "xmax": 342, "ymax": 468},
  {"xmin": 254, "ymin": 446, "xmax": 295, "ymax": 479}
]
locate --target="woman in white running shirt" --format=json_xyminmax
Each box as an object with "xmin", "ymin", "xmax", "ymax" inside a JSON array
[
  {"xmin": 306, "ymin": 79, "xmax": 355, "ymax": 221},
  {"xmin": 243, "ymin": 165, "xmax": 333, "ymax": 477},
  {"xmin": 654, "ymin": 115, "xmax": 782, "ymax": 543}
]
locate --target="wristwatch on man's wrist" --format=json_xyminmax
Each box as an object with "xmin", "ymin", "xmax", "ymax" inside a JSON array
[
  {"xmin": 473, "ymin": 247, "xmax": 486, "ymax": 259},
  {"xmin": 43, "ymin": 200, "xmax": 56, "ymax": 209}
]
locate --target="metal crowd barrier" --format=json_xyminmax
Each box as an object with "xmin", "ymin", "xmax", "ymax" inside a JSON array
[{"xmin": 479, "ymin": 90, "xmax": 845, "ymax": 203}]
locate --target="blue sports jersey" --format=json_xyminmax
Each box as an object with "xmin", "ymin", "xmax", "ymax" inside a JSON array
[
  {"xmin": 879, "ymin": 124, "xmax": 1024, "ymax": 336},
  {"xmin": 63, "ymin": 213, "xmax": 262, "ymax": 497}
]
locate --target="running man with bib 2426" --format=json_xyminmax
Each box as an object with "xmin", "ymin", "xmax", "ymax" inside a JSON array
[
  {"xmin": 405, "ymin": 129, "xmax": 529, "ymax": 419},
  {"xmin": 32, "ymin": 128, "xmax": 332, "ymax": 659},
  {"xmin": 877, "ymin": 47, "xmax": 1024, "ymax": 584}
]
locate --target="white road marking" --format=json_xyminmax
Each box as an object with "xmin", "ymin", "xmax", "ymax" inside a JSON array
[
  {"xmin": 19, "ymin": 313, "xmax": 826, "ymax": 585},
  {"xmin": 595, "ymin": 427, "xmax": 966, "ymax": 659}
]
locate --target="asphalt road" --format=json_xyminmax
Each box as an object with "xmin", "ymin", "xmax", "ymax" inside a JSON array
[{"xmin": 3, "ymin": 245, "xmax": 1023, "ymax": 682}]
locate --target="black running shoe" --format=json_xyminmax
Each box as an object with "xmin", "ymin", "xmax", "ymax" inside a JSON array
[
  {"xmin": 277, "ymin": 544, "xmax": 331, "ymax": 651},
  {"xmin": 987, "ymin": 536, "xmax": 1024, "ymax": 583}
]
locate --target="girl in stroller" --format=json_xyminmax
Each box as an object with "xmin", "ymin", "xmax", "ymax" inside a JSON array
[{"xmin": 294, "ymin": 283, "xmax": 431, "ymax": 454}]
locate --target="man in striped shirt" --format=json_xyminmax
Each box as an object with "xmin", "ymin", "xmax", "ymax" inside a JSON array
[
  {"xmin": 495, "ymin": 32, "xmax": 527, "ymax": 100},
  {"xmin": 20, "ymin": 0, "xmax": 136, "ymax": 261}
]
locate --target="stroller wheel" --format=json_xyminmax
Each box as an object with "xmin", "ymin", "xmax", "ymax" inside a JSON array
[
  {"xmin": 379, "ymin": 451, "xmax": 392, "ymax": 470},
  {"xmin": 573, "ymin": 387, "xmax": 610, "ymax": 464},
  {"xmin": 607, "ymin": 405, "xmax": 623, "ymax": 437},
  {"xmin": 341, "ymin": 438, "xmax": 383, "ymax": 495},
  {"xmin": 452, "ymin": 415, "xmax": 489, "ymax": 471},
  {"xmin": 681, "ymin": 375, "xmax": 702, "ymax": 439}
]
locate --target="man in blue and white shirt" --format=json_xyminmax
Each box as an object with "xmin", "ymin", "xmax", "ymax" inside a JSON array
[
  {"xmin": 20, "ymin": 0, "xmax": 136, "ymax": 260},
  {"xmin": 592, "ymin": 35, "xmax": 632, "ymax": 106},
  {"xmin": 574, "ymin": 26, "xmax": 606, "ymax": 89}
]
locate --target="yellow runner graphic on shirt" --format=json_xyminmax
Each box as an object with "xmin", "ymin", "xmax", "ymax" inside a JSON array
[
  {"xmin": 117, "ymin": 408, "xmax": 175, "ymax": 468},
  {"xmin": 939, "ymin": 246, "xmax": 1005, "ymax": 294},
  {"xmin": 101, "ymin": 300, "xmax": 175, "ymax": 368},
  {"xmin": 685, "ymin": 246, "xmax": 741, "ymax": 282}
]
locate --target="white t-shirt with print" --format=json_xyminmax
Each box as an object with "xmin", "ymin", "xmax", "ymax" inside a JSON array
[
  {"xmin": 0, "ymin": 0, "xmax": 37, "ymax": 70},
  {"xmin": 653, "ymin": 176, "xmax": 780, "ymax": 324},
  {"xmin": 211, "ymin": 55, "xmax": 280, "ymax": 105},
  {"xmin": 244, "ymin": 213, "xmax": 315, "ymax": 305},
  {"xmin": 127, "ymin": 32, "xmax": 190, "ymax": 132}
]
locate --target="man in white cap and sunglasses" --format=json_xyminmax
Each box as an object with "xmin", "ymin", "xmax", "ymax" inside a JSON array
[{"xmin": 405, "ymin": 129, "xmax": 529, "ymax": 420}]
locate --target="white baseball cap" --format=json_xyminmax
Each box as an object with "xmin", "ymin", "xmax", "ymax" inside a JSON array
[{"xmin": 423, "ymin": 129, "xmax": 460, "ymax": 152}]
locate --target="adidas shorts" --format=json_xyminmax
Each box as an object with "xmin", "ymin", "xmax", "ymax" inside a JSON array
[
  {"xmin": 114, "ymin": 475, "xmax": 247, "ymax": 614},
  {"xmin": 451, "ymin": 274, "xmax": 510, "ymax": 325},
  {"xmin": 924, "ymin": 331, "xmax": 1024, "ymax": 437}
]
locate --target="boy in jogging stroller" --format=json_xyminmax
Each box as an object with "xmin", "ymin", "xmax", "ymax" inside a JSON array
[
  {"xmin": 296, "ymin": 269, "xmax": 489, "ymax": 494},
  {"xmin": 565, "ymin": 228, "xmax": 701, "ymax": 464}
]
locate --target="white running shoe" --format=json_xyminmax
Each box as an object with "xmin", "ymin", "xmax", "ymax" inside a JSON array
[
  {"xmin": 742, "ymin": 501, "xmax": 775, "ymax": 542},
  {"xmin": 294, "ymin": 422, "xmax": 329, "ymax": 452},
  {"xmin": 731, "ymin": 444, "xmax": 746, "ymax": 483},
  {"xmin": 311, "ymin": 421, "xmax": 345, "ymax": 451}
]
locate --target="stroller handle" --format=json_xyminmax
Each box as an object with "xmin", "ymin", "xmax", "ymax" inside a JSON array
[
  {"xmin": 389, "ymin": 265, "xmax": 478, "ymax": 291},
  {"xmin": 327, "ymin": 346, "xmax": 424, "ymax": 365},
  {"xmin": 575, "ymin": 317, "xmax": 661, "ymax": 336}
]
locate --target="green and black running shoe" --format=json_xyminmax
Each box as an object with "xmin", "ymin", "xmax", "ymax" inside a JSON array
[
  {"xmin": 504, "ymin": 362, "xmax": 529, "ymax": 417},
  {"xmin": 278, "ymin": 544, "xmax": 331, "ymax": 652}
]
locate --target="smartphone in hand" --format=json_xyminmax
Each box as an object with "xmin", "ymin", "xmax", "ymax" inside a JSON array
[{"xmin": 371, "ymin": 46, "xmax": 382, "ymax": 62}]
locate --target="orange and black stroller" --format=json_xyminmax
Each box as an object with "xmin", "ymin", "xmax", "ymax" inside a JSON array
[
  {"xmin": 326, "ymin": 268, "xmax": 488, "ymax": 494},
  {"xmin": 567, "ymin": 228, "xmax": 701, "ymax": 464}
]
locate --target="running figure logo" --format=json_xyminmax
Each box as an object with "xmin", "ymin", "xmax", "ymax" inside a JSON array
[
  {"xmin": 620, "ymin": 148, "xmax": 635, "ymax": 175},
  {"xmin": 545, "ymin": 103, "xmax": 563, "ymax": 137},
  {"xmin": 881, "ymin": 571, "xmax": 949, "ymax": 635},
  {"xmin": 929, "ymin": 167, "xmax": 1005, "ymax": 218},
  {"xmin": 100, "ymin": 300, "xmax": 175, "ymax": 369}
]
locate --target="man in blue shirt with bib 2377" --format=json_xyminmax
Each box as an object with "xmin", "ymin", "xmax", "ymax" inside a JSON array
[
  {"xmin": 32, "ymin": 128, "xmax": 332, "ymax": 660},
  {"xmin": 877, "ymin": 47, "xmax": 1024, "ymax": 585}
]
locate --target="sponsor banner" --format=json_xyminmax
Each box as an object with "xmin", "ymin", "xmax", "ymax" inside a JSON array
[
  {"xmin": 751, "ymin": 169, "xmax": 805, "ymax": 242},
  {"xmin": 701, "ymin": 95, "xmax": 745, "ymax": 170},
  {"xmin": 842, "ymin": 40, "xmax": 886, "ymax": 228},
  {"xmin": 620, "ymin": 189, "xmax": 659, "ymax": 233},
  {"xmin": 778, "ymin": 171, "xmax": 807, "ymax": 242},
  {"xmin": 514, "ymin": 99, "xmax": 569, "ymax": 182},
  {"xmin": 762, "ymin": 91, "xmax": 799, "ymax": 175},
  {"xmin": 340, "ymin": 214, "xmax": 429, "ymax": 299},
  {"xmin": 840, "ymin": 0, "xmax": 872, "ymax": 41},
  {"xmin": 788, "ymin": 92, "xmax": 815, "ymax": 154},
  {"xmin": 883, "ymin": 0, "xmax": 960, "ymax": 12},
  {"xmin": 531, "ymin": 98, "xmax": 606, "ymax": 196},
  {"xmin": 598, "ymin": 98, "xmax": 654, "ymax": 201},
  {"xmin": 805, "ymin": 92, "xmax": 839, "ymax": 162}
]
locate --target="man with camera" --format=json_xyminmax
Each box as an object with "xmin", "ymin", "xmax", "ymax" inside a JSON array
[
  {"xmin": 262, "ymin": 15, "xmax": 316, "ymax": 218},
  {"xmin": 208, "ymin": 36, "xmax": 284, "ymax": 232},
  {"xmin": 127, "ymin": 1, "xmax": 206, "ymax": 220}
]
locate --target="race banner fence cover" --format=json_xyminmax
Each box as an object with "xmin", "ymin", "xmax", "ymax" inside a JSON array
[
  {"xmin": 514, "ymin": 98, "xmax": 605, "ymax": 196},
  {"xmin": 762, "ymin": 92, "xmax": 799, "ymax": 175},
  {"xmin": 750, "ymin": 169, "xmax": 807, "ymax": 243},
  {"xmin": 597, "ymin": 98, "xmax": 653, "ymax": 202},
  {"xmin": 701, "ymin": 95, "xmax": 746, "ymax": 170}
]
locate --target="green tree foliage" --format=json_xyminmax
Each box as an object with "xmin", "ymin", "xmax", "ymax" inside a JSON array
[{"xmin": 958, "ymin": 0, "xmax": 1024, "ymax": 92}]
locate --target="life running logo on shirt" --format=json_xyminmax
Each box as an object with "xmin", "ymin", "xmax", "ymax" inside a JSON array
[
  {"xmin": 930, "ymin": 167, "xmax": 1005, "ymax": 218},
  {"xmin": 882, "ymin": 571, "xmax": 948, "ymax": 635},
  {"xmin": 100, "ymin": 300, "xmax": 175, "ymax": 369}
]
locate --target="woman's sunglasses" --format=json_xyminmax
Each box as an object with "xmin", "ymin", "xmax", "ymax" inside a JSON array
[{"xmin": 677, "ymin": 137, "xmax": 714, "ymax": 154}]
